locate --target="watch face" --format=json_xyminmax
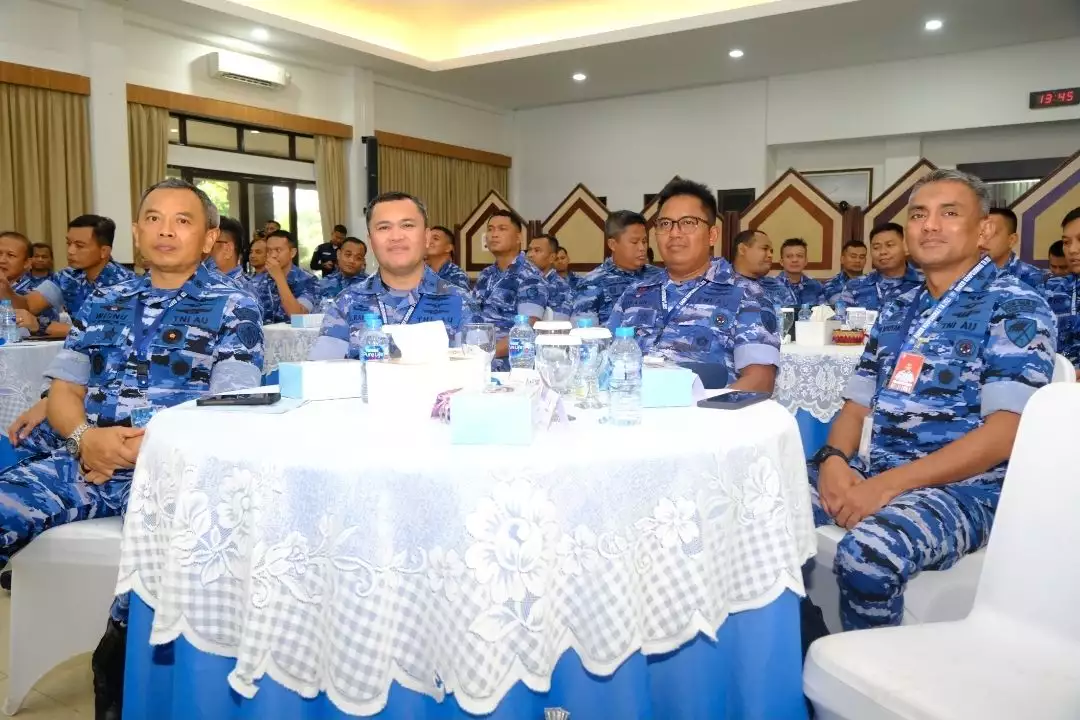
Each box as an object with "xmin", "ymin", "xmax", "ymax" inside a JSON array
[{"xmin": 65, "ymin": 437, "xmax": 78, "ymax": 456}]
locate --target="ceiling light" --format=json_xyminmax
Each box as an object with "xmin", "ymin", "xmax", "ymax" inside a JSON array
[
  {"xmin": 251, "ymin": 28, "xmax": 269, "ymax": 41},
  {"xmin": 250, "ymin": 130, "xmax": 261, "ymax": 134},
  {"xmin": 729, "ymin": 49, "xmax": 745, "ymax": 59},
  {"xmin": 572, "ymin": 72, "xmax": 587, "ymax": 82},
  {"xmin": 924, "ymin": 19, "xmax": 943, "ymax": 31}
]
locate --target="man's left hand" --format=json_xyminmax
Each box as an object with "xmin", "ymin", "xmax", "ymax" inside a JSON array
[
  {"xmin": 265, "ymin": 260, "xmax": 287, "ymax": 284},
  {"xmin": 832, "ymin": 476, "xmax": 896, "ymax": 529},
  {"xmin": 14, "ymin": 309, "xmax": 38, "ymax": 334}
]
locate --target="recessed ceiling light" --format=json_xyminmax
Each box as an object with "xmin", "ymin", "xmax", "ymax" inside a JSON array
[
  {"xmin": 572, "ymin": 72, "xmax": 587, "ymax": 82},
  {"xmin": 924, "ymin": 19, "xmax": 943, "ymax": 31},
  {"xmin": 251, "ymin": 28, "xmax": 269, "ymax": 41},
  {"xmin": 729, "ymin": 49, "xmax": 745, "ymax": 59}
]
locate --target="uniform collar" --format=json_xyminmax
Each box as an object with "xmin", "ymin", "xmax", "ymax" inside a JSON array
[
  {"xmin": 661, "ymin": 259, "xmax": 731, "ymax": 289},
  {"xmin": 365, "ymin": 266, "xmax": 443, "ymax": 296},
  {"xmin": 492, "ymin": 252, "xmax": 526, "ymax": 275},
  {"xmin": 603, "ymin": 257, "xmax": 660, "ymax": 278},
  {"xmin": 117, "ymin": 263, "xmax": 212, "ymax": 298},
  {"xmin": 873, "ymin": 263, "xmax": 921, "ymax": 285}
]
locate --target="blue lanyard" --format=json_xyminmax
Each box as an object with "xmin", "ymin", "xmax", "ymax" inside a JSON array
[
  {"xmin": 654, "ymin": 278, "xmax": 708, "ymax": 347},
  {"xmin": 376, "ymin": 294, "xmax": 420, "ymax": 325},
  {"xmin": 901, "ymin": 256, "xmax": 990, "ymax": 353},
  {"xmin": 132, "ymin": 287, "xmax": 189, "ymax": 383}
]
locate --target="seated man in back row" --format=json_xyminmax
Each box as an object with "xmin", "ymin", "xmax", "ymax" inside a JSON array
[
  {"xmin": 839, "ymin": 222, "xmax": 923, "ymax": 311},
  {"xmin": 608, "ymin": 178, "xmax": 780, "ymax": 392},
  {"xmin": 808, "ymin": 169, "xmax": 1055, "ymax": 631},
  {"xmin": 247, "ymin": 229, "xmax": 318, "ymax": 323}
]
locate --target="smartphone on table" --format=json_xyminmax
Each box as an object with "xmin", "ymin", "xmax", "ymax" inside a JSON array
[
  {"xmin": 196, "ymin": 392, "xmax": 281, "ymax": 407},
  {"xmin": 696, "ymin": 391, "xmax": 770, "ymax": 410}
]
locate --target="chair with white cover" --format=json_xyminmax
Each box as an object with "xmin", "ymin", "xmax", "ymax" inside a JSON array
[
  {"xmin": 1052, "ymin": 353, "xmax": 1076, "ymax": 383},
  {"xmin": 804, "ymin": 384, "xmax": 1080, "ymax": 720},
  {"xmin": 4, "ymin": 517, "xmax": 124, "ymax": 716}
]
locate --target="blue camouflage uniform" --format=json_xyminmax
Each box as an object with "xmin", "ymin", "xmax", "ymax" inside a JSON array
[
  {"xmin": 808, "ymin": 258, "xmax": 1055, "ymax": 630},
  {"xmin": 607, "ymin": 258, "xmax": 780, "ymax": 384},
  {"xmin": 822, "ymin": 272, "xmax": 861, "ymax": 306},
  {"xmin": 318, "ymin": 271, "xmax": 368, "ymax": 302},
  {"xmin": 433, "ymin": 261, "xmax": 470, "ymax": 290},
  {"xmin": 999, "ymin": 253, "xmax": 1047, "ymax": 291},
  {"xmin": 203, "ymin": 259, "xmax": 250, "ymax": 293},
  {"xmin": 571, "ymin": 258, "xmax": 663, "ymax": 326},
  {"xmin": 563, "ymin": 272, "xmax": 583, "ymax": 294},
  {"xmin": 13, "ymin": 273, "xmax": 59, "ymax": 334},
  {"xmin": 759, "ymin": 275, "xmax": 798, "ymax": 308},
  {"xmin": 473, "ymin": 253, "xmax": 549, "ymax": 371},
  {"xmin": 778, "ymin": 274, "xmax": 825, "ymax": 306},
  {"xmin": 31, "ymin": 261, "xmax": 134, "ymax": 319},
  {"xmin": 247, "ymin": 265, "xmax": 318, "ymax": 324},
  {"xmin": 0, "ymin": 263, "xmax": 264, "ymax": 621},
  {"xmin": 1044, "ymin": 273, "xmax": 1078, "ymax": 368},
  {"xmin": 838, "ymin": 263, "xmax": 924, "ymax": 311},
  {"xmin": 310, "ymin": 267, "xmax": 478, "ymax": 359},
  {"xmin": 542, "ymin": 267, "xmax": 573, "ymax": 321}
]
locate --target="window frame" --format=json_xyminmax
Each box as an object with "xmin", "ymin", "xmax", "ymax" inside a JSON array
[{"xmin": 169, "ymin": 113, "xmax": 315, "ymax": 162}]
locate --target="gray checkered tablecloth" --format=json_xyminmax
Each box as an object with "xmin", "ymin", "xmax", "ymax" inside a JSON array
[
  {"xmin": 117, "ymin": 397, "xmax": 815, "ymax": 716},
  {"xmin": 0, "ymin": 341, "xmax": 63, "ymax": 430}
]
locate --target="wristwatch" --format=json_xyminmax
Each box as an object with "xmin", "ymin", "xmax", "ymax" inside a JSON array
[
  {"xmin": 65, "ymin": 422, "xmax": 92, "ymax": 459},
  {"xmin": 811, "ymin": 444, "xmax": 849, "ymax": 467}
]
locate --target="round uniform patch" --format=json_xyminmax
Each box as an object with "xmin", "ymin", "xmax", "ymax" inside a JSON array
[
  {"xmin": 714, "ymin": 312, "xmax": 728, "ymax": 328},
  {"xmin": 171, "ymin": 359, "xmax": 190, "ymax": 377},
  {"xmin": 938, "ymin": 368, "xmax": 955, "ymax": 385},
  {"xmin": 762, "ymin": 311, "xmax": 779, "ymax": 334},
  {"xmin": 163, "ymin": 328, "xmax": 182, "ymax": 344},
  {"xmin": 954, "ymin": 338, "xmax": 975, "ymax": 357},
  {"xmin": 91, "ymin": 352, "xmax": 105, "ymax": 375},
  {"xmin": 236, "ymin": 321, "xmax": 260, "ymax": 350}
]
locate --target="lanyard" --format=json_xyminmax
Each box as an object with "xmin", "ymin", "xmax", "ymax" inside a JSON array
[
  {"xmin": 654, "ymin": 278, "xmax": 708, "ymax": 347},
  {"xmin": 132, "ymin": 287, "xmax": 189, "ymax": 383},
  {"xmin": 376, "ymin": 293, "xmax": 421, "ymax": 325}
]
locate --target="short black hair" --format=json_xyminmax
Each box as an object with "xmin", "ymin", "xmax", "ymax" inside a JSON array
[
  {"xmin": 488, "ymin": 209, "xmax": 524, "ymax": 231},
  {"xmin": 69, "ymin": 214, "xmax": 116, "ymax": 247},
  {"xmin": 530, "ymin": 233, "xmax": 559, "ymax": 253},
  {"xmin": 218, "ymin": 216, "xmax": 245, "ymax": 258},
  {"xmin": 0, "ymin": 231, "xmax": 31, "ymax": 259},
  {"xmin": 333, "ymin": 224, "xmax": 347, "ymax": 235},
  {"xmin": 365, "ymin": 191, "xmax": 429, "ymax": 228},
  {"xmin": 646, "ymin": 247, "xmax": 655, "ymax": 262},
  {"xmin": 605, "ymin": 210, "xmax": 647, "ymax": 240},
  {"xmin": 1063, "ymin": 206, "xmax": 1080, "ymax": 229},
  {"xmin": 31, "ymin": 242, "xmax": 52, "ymax": 256},
  {"xmin": 431, "ymin": 225, "xmax": 454, "ymax": 240},
  {"xmin": 990, "ymin": 207, "xmax": 1018, "ymax": 234},
  {"xmin": 266, "ymin": 220, "xmax": 281, "ymax": 228},
  {"xmin": 268, "ymin": 229, "xmax": 297, "ymax": 248},
  {"xmin": 340, "ymin": 236, "xmax": 366, "ymax": 251},
  {"xmin": 1049, "ymin": 240, "xmax": 1066, "ymax": 258},
  {"xmin": 657, "ymin": 177, "xmax": 717, "ymax": 224},
  {"xmin": 731, "ymin": 229, "xmax": 765, "ymax": 254},
  {"xmin": 869, "ymin": 222, "xmax": 904, "ymax": 241},
  {"xmin": 780, "ymin": 238, "xmax": 808, "ymax": 253},
  {"xmin": 842, "ymin": 240, "xmax": 867, "ymax": 253}
]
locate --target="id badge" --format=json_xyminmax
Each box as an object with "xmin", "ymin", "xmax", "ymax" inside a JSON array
[
  {"xmin": 886, "ymin": 351, "xmax": 924, "ymax": 394},
  {"xmin": 130, "ymin": 404, "xmax": 155, "ymax": 429},
  {"xmin": 858, "ymin": 416, "xmax": 873, "ymax": 465}
]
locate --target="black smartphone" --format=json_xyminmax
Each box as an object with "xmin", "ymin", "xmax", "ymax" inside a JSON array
[
  {"xmin": 697, "ymin": 391, "xmax": 770, "ymax": 410},
  {"xmin": 196, "ymin": 392, "xmax": 281, "ymax": 407}
]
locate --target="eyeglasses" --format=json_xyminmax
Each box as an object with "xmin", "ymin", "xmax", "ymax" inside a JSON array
[{"xmin": 655, "ymin": 216, "xmax": 710, "ymax": 234}]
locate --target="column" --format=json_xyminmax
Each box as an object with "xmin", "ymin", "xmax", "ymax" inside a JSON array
[{"xmin": 883, "ymin": 136, "xmax": 924, "ymax": 190}]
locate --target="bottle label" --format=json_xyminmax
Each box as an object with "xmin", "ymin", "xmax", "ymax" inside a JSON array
[
  {"xmin": 363, "ymin": 345, "xmax": 384, "ymax": 362},
  {"xmin": 509, "ymin": 337, "xmax": 525, "ymax": 360}
]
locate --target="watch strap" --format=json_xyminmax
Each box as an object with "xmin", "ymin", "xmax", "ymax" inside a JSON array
[
  {"xmin": 68, "ymin": 422, "xmax": 91, "ymax": 457},
  {"xmin": 813, "ymin": 444, "xmax": 848, "ymax": 466}
]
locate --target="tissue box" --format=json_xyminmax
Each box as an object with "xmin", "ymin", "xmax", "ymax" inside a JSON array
[
  {"xmin": 795, "ymin": 320, "xmax": 842, "ymax": 346},
  {"xmin": 279, "ymin": 360, "xmax": 364, "ymax": 400},
  {"xmin": 450, "ymin": 389, "xmax": 535, "ymax": 445},
  {"xmin": 641, "ymin": 366, "xmax": 696, "ymax": 408},
  {"xmin": 366, "ymin": 355, "xmax": 485, "ymax": 413},
  {"xmin": 291, "ymin": 313, "xmax": 324, "ymax": 329}
]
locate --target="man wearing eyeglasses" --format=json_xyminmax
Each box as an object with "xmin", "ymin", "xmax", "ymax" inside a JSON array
[{"xmin": 607, "ymin": 178, "xmax": 780, "ymax": 392}]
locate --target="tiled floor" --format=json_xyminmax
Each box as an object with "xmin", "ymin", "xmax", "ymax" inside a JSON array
[{"xmin": 0, "ymin": 593, "xmax": 94, "ymax": 718}]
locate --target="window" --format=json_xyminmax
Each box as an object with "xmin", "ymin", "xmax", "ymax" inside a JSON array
[
  {"xmin": 168, "ymin": 114, "xmax": 315, "ymax": 161},
  {"xmin": 295, "ymin": 136, "xmax": 315, "ymax": 162},
  {"xmin": 168, "ymin": 116, "xmax": 180, "ymax": 144},
  {"xmin": 243, "ymin": 129, "xmax": 290, "ymax": 158},
  {"xmin": 186, "ymin": 119, "xmax": 240, "ymax": 151}
]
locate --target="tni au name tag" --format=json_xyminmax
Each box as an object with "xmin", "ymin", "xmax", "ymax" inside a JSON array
[{"xmin": 887, "ymin": 352, "xmax": 924, "ymax": 394}]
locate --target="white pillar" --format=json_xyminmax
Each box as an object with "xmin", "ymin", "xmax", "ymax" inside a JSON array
[
  {"xmin": 883, "ymin": 136, "xmax": 924, "ymax": 191},
  {"xmin": 345, "ymin": 68, "xmax": 375, "ymax": 239}
]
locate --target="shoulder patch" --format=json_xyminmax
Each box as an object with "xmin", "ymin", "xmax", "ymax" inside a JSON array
[
  {"xmin": 1004, "ymin": 317, "xmax": 1038, "ymax": 348},
  {"xmin": 1000, "ymin": 298, "xmax": 1039, "ymax": 316},
  {"xmin": 236, "ymin": 321, "xmax": 261, "ymax": 350}
]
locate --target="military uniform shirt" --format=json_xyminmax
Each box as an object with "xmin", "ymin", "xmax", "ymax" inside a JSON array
[
  {"xmin": 433, "ymin": 261, "xmax": 470, "ymax": 290},
  {"xmin": 310, "ymin": 267, "xmax": 479, "ymax": 360},
  {"xmin": 247, "ymin": 264, "xmax": 318, "ymax": 324},
  {"xmin": 822, "ymin": 272, "xmax": 861, "ymax": 306},
  {"xmin": 318, "ymin": 271, "xmax": 368, "ymax": 302},
  {"xmin": 572, "ymin": 258, "xmax": 664, "ymax": 326},
  {"xmin": 758, "ymin": 275, "xmax": 798, "ymax": 309},
  {"xmin": 778, "ymin": 274, "xmax": 825, "ymax": 306},
  {"xmin": 13, "ymin": 273, "xmax": 59, "ymax": 333},
  {"xmin": 839, "ymin": 264, "xmax": 924, "ymax": 311},
  {"xmin": 33, "ymin": 261, "xmax": 134, "ymax": 317},
  {"xmin": 1000, "ymin": 253, "xmax": 1047, "ymax": 291},
  {"xmin": 843, "ymin": 261, "xmax": 1054, "ymax": 486},
  {"xmin": 608, "ymin": 259, "xmax": 780, "ymax": 383},
  {"xmin": 473, "ymin": 252, "xmax": 548, "ymax": 335},
  {"xmin": 1044, "ymin": 273, "xmax": 1078, "ymax": 367},
  {"xmin": 543, "ymin": 267, "xmax": 573, "ymax": 321},
  {"xmin": 563, "ymin": 272, "xmax": 583, "ymax": 294}
]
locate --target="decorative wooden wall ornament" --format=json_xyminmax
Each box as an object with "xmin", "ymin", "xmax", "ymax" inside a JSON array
[
  {"xmin": 541, "ymin": 184, "xmax": 609, "ymax": 271},
  {"xmin": 457, "ymin": 190, "xmax": 524, "ymax": 273},
  {"xmin": 1011, "ymin": 149, "xmax": 1080, "ymax": 268},
  {"xmin": 639, "ymin": 178, "xmax": 725, "ymax": 266},
  {"xmin": 739, "ymin": 169, "xmax": 844, "ymax": 279},
  {"xmin": 861, "ymin": 159, "xmax": 937, "ymax": 240}
]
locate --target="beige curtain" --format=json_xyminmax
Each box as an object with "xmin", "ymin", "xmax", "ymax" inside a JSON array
[
  {"xmin": 315, "ymin": 135, "xmax": 347, "ymax": 240},
  {"xmin": 127, "ymin": 103, "xmax": 169, "ymax": 269},
  {"xmin": 0, "ymin": 82, "xmax": 92, "ymax": 258},
  {"xmin": 378, "ymin": 145, "xmax": 509, "ymax": 230}
]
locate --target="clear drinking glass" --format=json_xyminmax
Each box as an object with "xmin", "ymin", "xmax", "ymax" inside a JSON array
[
  {"xmin": 570, "ymin": 327, "xmax": 611, "ymax": 409},
  {"xmin": 535, "ymin": 335, "xmax": 582, "ymax": 395},
  {"xmin": 463, "ymin": 322, "xmax": 496, "ymax": 386}
]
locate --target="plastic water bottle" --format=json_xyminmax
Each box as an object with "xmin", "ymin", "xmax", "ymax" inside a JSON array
[
  {"xmin": 508, "ymin": 314, "xmax": 536, "ymax": 370},
  {"xmin": 0, "ymin": 300, "xmax": 19, "ymax": 345},
  {"xmin": 607, "ymin": 327, "xmax": 642, "ymax": 426},
  {"xmin": 361, "ymin": 318, "xmax": 389, "ymax": 363}
]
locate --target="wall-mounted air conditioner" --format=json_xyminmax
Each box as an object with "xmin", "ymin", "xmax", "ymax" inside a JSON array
[{"xmin": 208, "ymin": 51, "xmax": 290, "ymax": 90}]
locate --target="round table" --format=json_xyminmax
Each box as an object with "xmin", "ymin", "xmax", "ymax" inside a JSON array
[
  {"xmin": 0, "ymin": 340, "xmax": 63, "ymax": 430},
  {"xmin": 775, "ymin": 344, "xmax": 863, "ymax": 458},
  {"xmin": 263, "ymin": 323, "xmax": 321, "ymax": 380},
  {"xmin": 117, "ymin": 396, "xmax": 815, "ymax": 719}
]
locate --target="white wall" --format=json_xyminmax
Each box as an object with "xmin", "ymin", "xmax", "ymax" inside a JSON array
[
  {"xmin": 511, "ymin": 81, "xmax": 769, "ymax": 218},
  {"xmin": 922, "ymin": 121, "xmax": 1080, "ymax": 168},
  {"xmin": 373, "ymin": 81, "xmax": 512, "ymax": 155},
  {"xmin": 0, "ymin": 0, "xmax": 83, "ymax": 74}
]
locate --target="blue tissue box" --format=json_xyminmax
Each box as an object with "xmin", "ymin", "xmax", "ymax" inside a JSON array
[
  {"xmin": 279, "ymin": 360, "xmax": 364, "ymax": 400},
  {"xmin": 641, "ymin": 366, "xmax": 696, "ymax": 408},
  {"xmin": 290, "ymin": 313, "xmax": 324, "ymax": 329},
  {"xmin": 450, "ymin": 390, "xmax": 535, "ymax": 445}
]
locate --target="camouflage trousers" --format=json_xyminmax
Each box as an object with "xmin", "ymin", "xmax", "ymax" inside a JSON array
[{"xmin": 807, "ymin": 463, "xmax": 999, "ymax": 630}]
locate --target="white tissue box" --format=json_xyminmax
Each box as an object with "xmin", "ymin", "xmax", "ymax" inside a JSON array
[
  {"xmin": 450, "ymin": 389, "xmax": 536, "ymax": 445},
  {"xmin": 291, "ymin": 313, "xmax": 324, "ymax": 329},
  {"xmin": 795, "ymin": 320, "xmax": 841, "ymax": 346},
  {"xmin": 366, "ymin": 355, "xmax": 485, "ymax": 413},
  {"xmin": 279, "ymin": 360, "xmax": 364, "ymax": 400}
]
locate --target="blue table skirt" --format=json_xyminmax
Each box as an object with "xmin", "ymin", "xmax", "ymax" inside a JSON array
[
  {"xmin": 124, "ymin": 591, "xmax": 807, "ymax": 720},
  {"xmin": 794, "ymin": 409, "xmax": 833, "ymax": 461}
]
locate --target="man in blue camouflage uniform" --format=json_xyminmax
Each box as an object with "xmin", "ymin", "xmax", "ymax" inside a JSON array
[
  {"xmin": 473, "ymin": 209, "xmax": 548, "ymax": 371},
  {"xmin": 555, "ymin": 247, "xmax": 582, "ymax": 293},
  {"xmin": 426, "ymin": 225, "xmax": 470, "ymax": 290},
  {"xmin": 310, "ymin": 192, "xmax": 477, "ymax": 359},
  {"xmin": 778, "ymin": 237, "xmax": 825, "ymax": 305},
  {"xmin": 822, "ymin": 240, "xmax": 868, "ymax": 306},
  {"xmin": 807, "ymin": 169, "xmax": 1055, "ymax": 631},
  {"xmin": 839, "ymin": 222, "xmax": 923, "ymax": 310},
  {"xmin": 247, "ymin": 229, "xmax": 318, "ymax": 323},
  {"xmin": 1044, "ymin": 206, "xmax": 1080, "ymax": 379},
  {"xmin": 317, "ymin": 236, "xmax": 369, "ymax": 302},
  {"xmin": 205, "ymin": 216, "xmax": 251, "ymax": 291},
  {"xmin": 1048, "ymin": 239, "xmax": 1070, "ymax": 278},
  {"xmin": 0, "ymin": 215, "xmax": 134, "ymax": 336},
  {"xmin": 982, "ymin": 207, "xmax": 1047, "ymax": 291},
  {"xmin": 572, "ymin": 210, "xmax": 663, "ymax": 325},
  {"xmin": 729, "ymin": 229, "xmax": 798, "ymax": 310},
  {"xmin": 608, "ymin": 179, "xmax": 780, "ymax": 392},
  {"xmin": 28, "ymin": 242, "xmax": 55, "ymax": 282},
  {"xmin": 0, "ymin": 232, "xmax": 60, "ymax": 337},
  {"xmin": 526, "ymin": 233, "xmax": 573, "ymax": 321}
]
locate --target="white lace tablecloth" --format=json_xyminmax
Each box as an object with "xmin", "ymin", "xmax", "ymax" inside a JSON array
[
  {"xmin": 262, "ymin": 324, "xmax": 320, "ymax": 375},
  {"xmin": 775, "ymin": 344, "xmax": 864, "ymax": 422},
  {"xmin": 0, "ymin": 341, "xmax": 63, "ymax": 430},
  {"xmin": 117, "ymin": 399, "xmax": 815, "ymax": 717}
]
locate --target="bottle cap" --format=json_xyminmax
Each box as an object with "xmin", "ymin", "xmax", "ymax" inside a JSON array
[
  {"xmin": 614, "ymin": 326, "xmax": 635, "ymax": 338},
  {"xmin": 514, "ymin": 314, "xmax": 528, "ymax": 324}
]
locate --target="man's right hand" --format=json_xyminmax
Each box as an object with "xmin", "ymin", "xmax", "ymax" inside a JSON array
[
  {"xmin": 9, "ymin": 399, "xmax": 47, "ymax": 445},
  {"xmin": 817, "ymin": 455, "xmax": 862, "ymax": 517},
  {"xmin": 79, "ymin": 426, "xmax": 145, "ymax": 477}
]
